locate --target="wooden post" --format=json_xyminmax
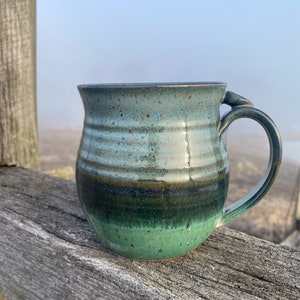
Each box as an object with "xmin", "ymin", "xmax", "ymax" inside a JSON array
[
  {"xmin": 296, "ymin": 168, "xmax": 300, "ymax": 229},
  {"xmin": 0, "ymin": 0, "xmax": 38, "ymax": 169}
]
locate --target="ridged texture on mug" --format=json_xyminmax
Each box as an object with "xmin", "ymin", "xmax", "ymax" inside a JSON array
[
  {"xmin": 77, "ymin": 85, "xmax": 229, "ymax": 182},
  {"xmin": 76, "ymin": 84, "xmax": 230, "ymax": 259}
]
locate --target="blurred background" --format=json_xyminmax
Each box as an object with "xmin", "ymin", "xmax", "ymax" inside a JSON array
[
  {"xmin": 37, "ymin": 1, "xmax": 300, "ymax": 136},
  {"xmin": 37, "ymin": 0, "xmax": 300, "ymax": 245}
]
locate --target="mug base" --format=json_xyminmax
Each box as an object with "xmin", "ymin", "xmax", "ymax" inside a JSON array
[{"xmin": 87, "ymin": 214, "xmax": 218, "ymax": 260}]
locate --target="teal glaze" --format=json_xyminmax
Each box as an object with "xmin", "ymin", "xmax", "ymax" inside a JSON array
[{"xmin": 76, "ymin": 82, "xmax": 282, "ymax": 260}]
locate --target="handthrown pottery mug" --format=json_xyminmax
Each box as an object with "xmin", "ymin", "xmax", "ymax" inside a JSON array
[{"xmin": 76, "ymin": 82, "xmax": 282, "ymax": 260}]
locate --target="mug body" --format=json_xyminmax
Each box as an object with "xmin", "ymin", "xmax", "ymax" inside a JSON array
[{"xmin": 76, "ymin": 82, "xmax": 229, "ymax": 260}]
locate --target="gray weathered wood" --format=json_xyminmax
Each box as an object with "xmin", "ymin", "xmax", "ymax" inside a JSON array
[
  {"xmin": 0, "ymin": 0, "xmax": 38, "ymax": 168},
  {"xmin": 0, "ymin": 167, "xmax": 299, "ymax": 300}
]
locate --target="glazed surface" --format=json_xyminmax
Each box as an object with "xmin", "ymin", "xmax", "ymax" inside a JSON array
[
  {"xmin": 76, "ymin": 167, "xmax": 228, "ymax": 259},
  {"xmin": 76, "ymin": 84, "xmax": 230, "ymax": 259}
]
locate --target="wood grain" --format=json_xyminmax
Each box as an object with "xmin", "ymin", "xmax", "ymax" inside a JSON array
[
  {"xmin": 0, "ymin": 167, "xmax": 299, "ymax": 299},
  {"xmin": 0, "ymin": 0, "xmax": 38, "ymax": 168}
]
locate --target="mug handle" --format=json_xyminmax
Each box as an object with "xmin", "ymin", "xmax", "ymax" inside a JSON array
[{"xmin": 217, "ymin": 91, "xmax": 282, "ymax": 227}]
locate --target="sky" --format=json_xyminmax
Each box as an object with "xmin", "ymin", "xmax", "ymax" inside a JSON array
[{"xmin": 37, "ymin": 0, "xmax": 300, "ymax": 135}]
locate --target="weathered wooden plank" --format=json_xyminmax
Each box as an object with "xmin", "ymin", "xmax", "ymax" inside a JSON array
[{"xmin": 0, "ymin": 167, "xmax": 299, "ymax": 300}]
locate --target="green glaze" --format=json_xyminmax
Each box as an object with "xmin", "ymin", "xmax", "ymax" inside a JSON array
[
  {"xmin": 76, "ymin": 167, "xmax": 228, "ymax": 259},
  {"xmin": 76, "ymin": 82, "xmax": 282, "ymax": 260}
]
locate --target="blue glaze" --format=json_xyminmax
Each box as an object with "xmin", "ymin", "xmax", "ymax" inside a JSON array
[{"xmin": 76, "ymin": 82, "xmax": 282, "ymax": 260}]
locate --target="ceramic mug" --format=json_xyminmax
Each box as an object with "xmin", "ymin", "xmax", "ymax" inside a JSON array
[{"xmin": 76, "ymin": 82, "xmax": 282, "ymax": 260}]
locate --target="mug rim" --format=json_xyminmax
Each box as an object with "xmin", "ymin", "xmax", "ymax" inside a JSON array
[{"xmin": 78, "ymin": 82, "xmax": 226, "ymax": 90}]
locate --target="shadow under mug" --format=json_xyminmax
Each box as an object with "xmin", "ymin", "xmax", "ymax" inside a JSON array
[{"xmin": 76, "ymin": 82, "xmax": 282, "ymax": 260}]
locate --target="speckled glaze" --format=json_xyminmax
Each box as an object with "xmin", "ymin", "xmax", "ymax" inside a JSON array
[{"xmin": 76, "ymin": 82, "xmax": 282, "ymax": 260}]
